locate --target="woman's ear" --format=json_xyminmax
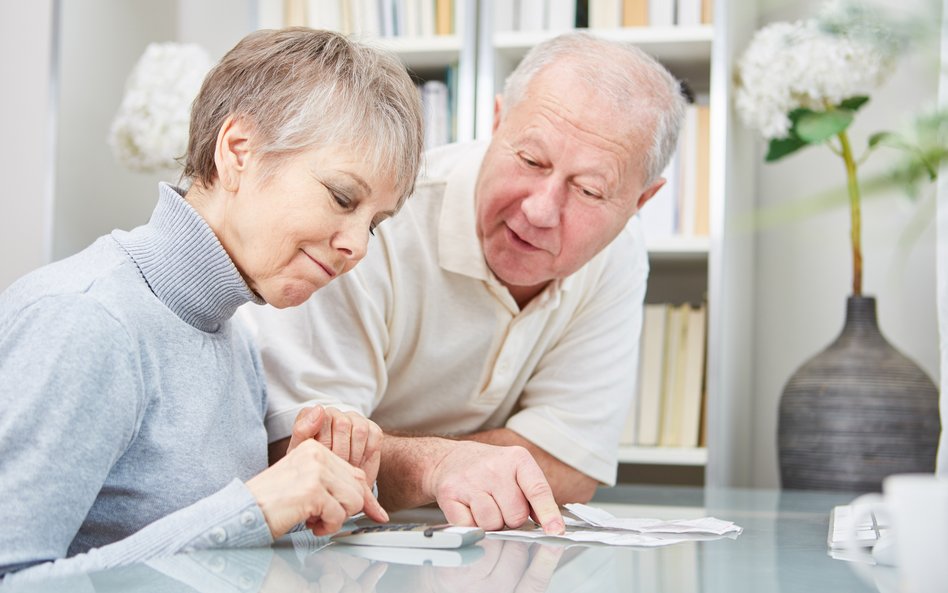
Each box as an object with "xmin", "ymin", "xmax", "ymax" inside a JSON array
[{"xmin": 214, "ymin": 115, "xmax": 252, "ymax": 192}]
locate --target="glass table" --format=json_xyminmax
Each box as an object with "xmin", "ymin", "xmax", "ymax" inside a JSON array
[{"xmin": 7, "ymin": 485, "xmax": 891, "ymax": 593}]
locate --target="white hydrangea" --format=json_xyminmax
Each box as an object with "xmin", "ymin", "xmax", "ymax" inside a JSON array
[
  {"xmin": 734, "ymin": 19, "xmax": 894, "ymax": 140},
  {"xmin": 109, "ymin": 43, "xmax": 213, "ymax": 172}
]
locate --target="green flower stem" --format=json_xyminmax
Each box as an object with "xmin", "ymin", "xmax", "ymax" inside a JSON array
[{"xmin": 837, "ymin": 129, "xmax": 863, "ymax": 296}]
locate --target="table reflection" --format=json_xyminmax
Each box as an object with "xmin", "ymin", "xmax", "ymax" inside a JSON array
[
  {"xmin": 6, "ymin": 486, "xmax": 890, "ymax": 593},
  {"xmin": 48, "ymin": 534, "xmax": 592, "ymax": 593}
]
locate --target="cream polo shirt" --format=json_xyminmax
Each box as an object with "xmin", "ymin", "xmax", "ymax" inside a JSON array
[{"xmin": 239, "ymin": 141, "xmax": 649, "ymax": 485}]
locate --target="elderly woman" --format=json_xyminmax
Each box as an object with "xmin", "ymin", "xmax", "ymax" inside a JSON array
[{"xmin": 0, "ymin": 28, "xmax": 423, "ymax": 581}]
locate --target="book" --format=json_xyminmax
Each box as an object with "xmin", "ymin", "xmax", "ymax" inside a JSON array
[
  {"xmin": 454, "ymin": 0, "xmax": 466, "ymax": 39},
  {"xmin": 698, "ymin": 367, "xmax": 708, "ymax": 447},
  {"xmin": 676, "ymin": 0, "xmax": 701, "ymax": 26},
  {"xmin": 306, "ymin": 0, "xmax": 342, "ymax": 31},
  {"xmin": 380, "ymin": 0, "xmax": 397, "ymax": 36},
  {"xmin": 518, "ymin": 0, "xmax": 546, "ymax": 31},
  {"xmin": 659, "ymin": 304, "xmax": 688, "ymax": 447},
  {"xmin": 640, "ymin": 150, "xmax": 679, "ymax": 243},
  {"xmin": 494, "ymin": 0, "xmax": 515, "ymax": 32},
  {"xmin": 422, "ymin": 79, "xmax": 450, "ymax": 148},
  {"xmin": 435, "ymin": 0, "xmax": 453, "ymax": 35},
  {"xmin": 636, "ymin": 304, "xmax": 669, "ymax": 446},
  {"xmin": 420, "ymin": 0, "xmax": 436, "ymax": 36},
  {"xmin": 547, "ymin": 0, "xmax": 577, "ymax": 31},
  {"xmin": 350, "ymin": 0, "xmax": 382, "ymax": 37},
  {"xmin": 402, "ymin": 0, "xmax": 421, "ymax": 37},
  {"xmin": 648, "ymin": 0, "xmax": 675, "ymax": 27},
  {"xmin": 575, "ymin": 0, "xmax": 589, "ymax": 27},
  {"xmin": 339, "ymin": 0, "xmax": 355, "ymax": 34},
  {"xmin": 282, "ymin": 0, "xmax": 307, "ymax": 26},
  {"xmin": 678, "ymin": 304, "xmax": 707, "ymax": 447},
  {"xmin": 701, "ymin": 0, "xmax": 714, "ymax": 23},
  {"xmin": 622, "ymin": 0, "xmax": 648, "ymax": 27},
  {"xmin": 589, "ymin": 0, "xmax": 621, "ymax": 29},
  {"xmin": 693, "ymin": 102, "xmax": 711, "ymax": 236},
  {"xmin": 677, "ymin": 104, "xmax": 698, "ymax": 236}
]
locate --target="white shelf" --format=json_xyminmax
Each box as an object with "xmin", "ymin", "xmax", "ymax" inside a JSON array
[
  {"xmin": 646, "ymin": 236, "xmax": 710, "ymax": 260},
  {"xmin": 494, "ymin": 26, "xmax": 713, "ymax": 67},
  {"xmin": 491, "ymin": 27, "xmax": 714, "ymax": 94},
  {"xmin": 617, "ymin": 446, "xmax": 708, "ymax": 466},
  {"xmin": 366, "ymin": 35, "xmax": 461, "ymax": 71}
]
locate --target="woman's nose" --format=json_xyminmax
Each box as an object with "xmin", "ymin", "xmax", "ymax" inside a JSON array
[{"xmin": 331, "ymin": 221, "xmax": 369, "ymax": 262}]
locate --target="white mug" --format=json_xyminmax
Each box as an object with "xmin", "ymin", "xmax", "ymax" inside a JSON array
[{"xmin": 846, "ymin": 473, "xmax": 948, "ymax": 593}]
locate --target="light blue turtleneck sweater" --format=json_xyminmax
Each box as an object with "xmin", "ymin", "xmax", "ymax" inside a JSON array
[{"xmin": 0, "ymin": 184, "xmax": 274, "ymax": 583}]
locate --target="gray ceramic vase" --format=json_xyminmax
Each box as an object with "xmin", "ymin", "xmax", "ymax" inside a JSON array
[{"xmin": 778, "ymin": 296, "xmax": 940, "ymax": 492}]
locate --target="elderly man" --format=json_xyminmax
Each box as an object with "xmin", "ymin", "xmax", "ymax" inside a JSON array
[{"xmin": 240, "ymin": 32, "xmax": 686, "ymax": 533}]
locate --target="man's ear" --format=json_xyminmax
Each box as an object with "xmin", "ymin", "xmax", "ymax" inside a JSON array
[
  {"xmin": 214, "ymin": 115, "xmax": 252, "ymax": 192},
  {"xmin": 635, "ymin": 177, "xmax": 666, "ymax": 212},
  {"xmin": 492, "ymin": 95, "xmax": 503, "ymax": 133}
]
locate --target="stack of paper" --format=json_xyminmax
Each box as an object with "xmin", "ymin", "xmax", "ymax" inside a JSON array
[{"xmin": 490, "ymin": 503, "xmax": 742, "ymax": 547}]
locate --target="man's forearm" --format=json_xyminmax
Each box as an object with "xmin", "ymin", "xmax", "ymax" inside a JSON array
[
  {"xmin": 460, "ymin": 428, "xmax": 598, "ymax": 504},
  {"xmin": 278, "ymin": 425, "xmax": 598, "ymax": 509},
  {"xmin": 376, "ymin": 434, "xmax": 454, "ymax": 511}
]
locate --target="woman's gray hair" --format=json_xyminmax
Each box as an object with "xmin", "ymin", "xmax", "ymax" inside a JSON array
[
  {"xmin": 185, "ymin": 28, "xmax": 424, "ymax": 205},
  {"xmin": 502, "ymin": 32, "xmax": 687, "ymax": 186}
]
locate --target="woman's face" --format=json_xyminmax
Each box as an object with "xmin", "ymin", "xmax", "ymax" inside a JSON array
[{"xmin": 219, "ymin": 145, "xmax": 399, "ymax": 308}]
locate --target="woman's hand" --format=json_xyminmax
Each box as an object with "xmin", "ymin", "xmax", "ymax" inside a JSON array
[
  {"xmin": 246, "ymin": 438, "xmax": 388, "ymax": 539},
  {"xmin": 287, "ymin": 406, "xmax": 383, "ymax": 485}
]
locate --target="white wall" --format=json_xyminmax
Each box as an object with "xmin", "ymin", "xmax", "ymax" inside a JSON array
[
  {"xmin": 25, "ymin": 0, "xmax": 254, "ymax": 264},
  {"xmin": 0, "ymin": 2, "xmax": 56, "ymax": 290},
  {"xmin": 750, "ymin": 0, "xmax": 941, "ymax": 487},
  {"xmin": 52, "ymin": 0, "xmax": 179, "ymax": 260},
  {"xmin": 936, "ymin": 0, "xmax": 948, "ymax": 477}
]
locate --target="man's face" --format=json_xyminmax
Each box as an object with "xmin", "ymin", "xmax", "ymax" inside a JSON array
[{"xmin": 474, "ymin": 66, "xmax": 663, "ymax": 305}]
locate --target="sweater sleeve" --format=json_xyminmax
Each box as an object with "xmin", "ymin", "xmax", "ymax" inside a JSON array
[
  {"xmin": 0, "ymin": 295, "xmax": 145, "ymax": 574},
  {"xmin": 1, "ymin": 480, "xmax": 272, "ymax": 585},
  {"xmin": 0, "ymin": 295, "xmax": 271, "ymax": 584}
]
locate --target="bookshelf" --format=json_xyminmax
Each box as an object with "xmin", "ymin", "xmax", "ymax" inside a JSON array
[
  {"xmin": 258, "ymin": 0, "xmax": 478, "ymax": 143},
  {"xmin": 617, "ymin": 445, "xmax": 708, "ymax": 466},
  {"xmin": 255, "ymin": 0, "xmax": 757, "ymax": 487}
]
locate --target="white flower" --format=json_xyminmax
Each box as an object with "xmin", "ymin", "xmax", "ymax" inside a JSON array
[
  {"xmin": 734, "ymin": 19, "xmax": 894, "ymax": 140},
  {"xmin": 109, "ymin": 43, "xmax": 213, "ymax": 172}
]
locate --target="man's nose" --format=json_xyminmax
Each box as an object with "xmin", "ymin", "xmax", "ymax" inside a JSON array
[{"xmin": 520, "ymin": 178, "xmax": 565, "ymax": 228}]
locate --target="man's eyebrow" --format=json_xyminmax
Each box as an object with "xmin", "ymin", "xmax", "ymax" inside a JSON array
[{"xmin": 516, "ymin": 129, "xmax": 545, "ymax": 147}]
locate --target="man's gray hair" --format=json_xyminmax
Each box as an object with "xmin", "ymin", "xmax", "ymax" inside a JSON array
[
  {"xmin": 502, "ymin": 32, "xmax": 687, "ymax": 186},
  {"xmin": 185, "ymin": 28, "xmax": 424, "ymax": 205}
]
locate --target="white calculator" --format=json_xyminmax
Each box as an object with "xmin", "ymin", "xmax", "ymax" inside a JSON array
[{"xmin": 331, "ymin": 523, "xmax": 485, "ymax": 549}]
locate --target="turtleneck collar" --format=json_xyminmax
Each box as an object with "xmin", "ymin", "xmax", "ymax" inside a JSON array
[{"xmin": 112, "ymin": 183, "xmax": 263, "ymax": 333}]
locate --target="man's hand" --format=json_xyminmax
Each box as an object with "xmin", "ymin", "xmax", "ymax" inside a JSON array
[
  {"xmin": 378, "ymin": 436, "xmax": 565, "ymax": 535},
  {"xmin": 283, "ymin": 406, "xmax": 383, "ymax": 485},
  {"xmin": 462, "ymin": 428, "xmax": 598, "ymax": 504},
  {"xmin": 247, "ymin": 438, "xmax": 388, "ymax": 539}
]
